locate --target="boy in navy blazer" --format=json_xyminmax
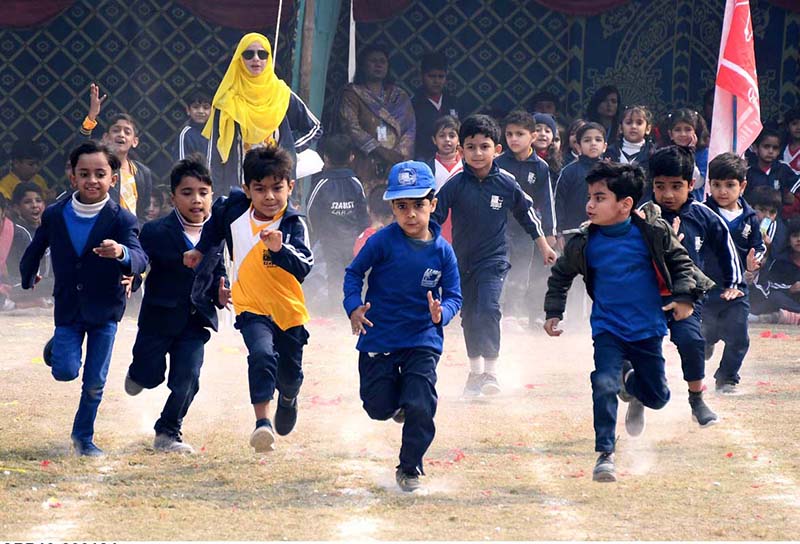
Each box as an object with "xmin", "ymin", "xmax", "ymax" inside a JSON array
[
  {"xmin": 124, "ymin": 156, "xmax": 228, "ymax": 454},
  {"xmin": 20, "ymin": 140, "xmax": 147, "ymax": 456}
]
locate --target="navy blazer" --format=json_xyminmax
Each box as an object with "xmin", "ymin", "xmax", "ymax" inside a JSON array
[
  {"xmin": 137, "ymin": 211, "xmax": 226, "ymax": 334},
  {"xmin": 20, "ymin": 197, "xmax": 147, "ymax": 326}
]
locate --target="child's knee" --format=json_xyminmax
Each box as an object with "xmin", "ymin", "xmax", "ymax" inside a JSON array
[
  {"xmin": 81, "ymin": 383, "xmax": 105, "ymax": 400},
  {"xmin": 52, "ymin": 364, "xmax": 80, "ymax": 382},
  {"xmin": 402, "ymin": 396, "xmax": 435, "ymax": 420},
  {"xmin": 361, "ymin": 394, "xmax": 396, "ymax": 421},
  {"xmin": 590, "ymin": 370, "xmax": 619, "ymax": 396},
  {"xmin": 643, "ymin": 388, "xmax": 670, "ymax": 410}
]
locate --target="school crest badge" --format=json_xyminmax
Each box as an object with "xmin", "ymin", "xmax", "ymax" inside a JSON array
[
  {"xmin": 527, "ymin": 172, "xmax": 536, "ymax": 185},
  {"xmin": 421, "ymin": 268, "xmax": 442, "ymax": 288},
  {"xmin": 694, "ymin": 236, "xmax": 703, "ymax": 252},
  {"xmin": 742, "ymin": 223, "xmax": 752, "ymax": 239},
  {"xmin": 490, "ymin": 195, "xmax": 503, "ymax": 210}
]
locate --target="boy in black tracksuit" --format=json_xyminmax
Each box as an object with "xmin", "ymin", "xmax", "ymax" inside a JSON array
[
  {"xmin": 125, "ymin": 158, "xmax": 227, "ymax": 453},
  {"xmin": 175, "ymin": 91, "xmax": 212, "ymax": 162},
  {"xmin": 648, "ymin": 146, "xmax": 745, "ymax": 426},
  {"xmin": 306, "ymin": 136, "xmax": 368, "ymax": 311},
  {"xmin": 703, "ymin": 153, "xmax": 766, "ymax": 394},
  {"xmin": 544, "ymin": 161, "xmax": 711, "ymax": 482},
  {"xmin": 431, "ymin": 115, "xmax": 557, "ymax": 397}
]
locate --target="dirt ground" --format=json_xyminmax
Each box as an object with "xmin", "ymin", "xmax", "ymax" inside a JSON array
[{"xmin": 1, "ymin": 306, "xmax": 800, "ymax": 541}]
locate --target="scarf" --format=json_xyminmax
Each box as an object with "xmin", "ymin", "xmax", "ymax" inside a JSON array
[{"xmin": 203, "ymin": 32, "xmax": 292, "ymax": 164}]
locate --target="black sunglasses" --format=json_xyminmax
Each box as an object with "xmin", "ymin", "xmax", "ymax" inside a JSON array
[{"xmin": 242, "ymin": 50, "xmax": 268, "ymax": 60}]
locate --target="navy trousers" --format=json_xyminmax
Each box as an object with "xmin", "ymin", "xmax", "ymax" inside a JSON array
[
  {"xmin": 358, "ymin": 348, "xmax": 439, "ymax": 475},
  {"xmin": 592, "ymin": 333, "xmax": 670, "ymax": 452},
  {"xmin": 129, "ymin": 318, "xmax": 210, "ymax": 438},
  {"xmin": 460, "ymin": 261, "xmax": 509, "ymax": 359},
  {"xmin": 702, "ymin": 288, "xmax": 750, "ymax": 385},
  {"xmin": 235, "ymin": 312, "xmax": 308, "ymax": 404},
  {"xmin": 667, "ymin": 301, "xmax": 706, "ymax": 382},
  {"xmin": 504, "ymin": 227, "xmax": 533, "ymax": 318}
]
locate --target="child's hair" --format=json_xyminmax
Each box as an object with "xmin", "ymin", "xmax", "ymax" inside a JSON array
[
  {"xmin": 502, "ymin": 110, "xmax": 536, "ymax": 132},
  {"xmin": 784, "ymin": 107, "xmax": 800, "ymax": 127},
  {"xmin": 11, "ymin": 138, "xmax": 43, "ymax": 161},
  {"xmin": 749, "ymin": 185, "xmax": 782, "ymax": 213},
  {"xmin": 169, "ymin": 153, "xmax": 213, "ymax": 192},
  {"xmin": 666, "ymin": 108, "xmax": 709, "ymax": 149},
  {"xmin": 11, "ymin": 181, "xmax": 44, "ymax": 205},
  {"xmin": 586, "ymin": 85, "xmax": 622, "ymax": 123},
  {"xmin": 108, "ymin": 113, "xmax": 139, "ymax": 136},
  {"xmin": 576, "ymin": 121, "xmax": 607, "ymax": 143},
  {"xmin": 708, "ymin": 152, "xmax": 747, "ymax": 182},
  {"xmin": 0, "ymin": 193, "xmax": 9, "ymax": 214},
  {"xmin": 367, "ymin": 184, "xmax": 393, "ymax": 220},
  {"xmin": 649, "ymin": 145, "xmax": 695, "ymax": 182},
  {"xmin": 69, "ymin": 140, "xmax": 121, "ymax": 172},
  {"xmin": 754, "ymin": 127, "xmax": 782, "ymax": 147},
  {"xmin": 185, "ymin": 89, "xmax": 212, "ymax": 107},
  {"xmin": 787, "ymin": 217, "xmax": 800, "ymax": 238},
  {"xmin": 433, "ymin": 115, "xmax": 460, "ymax": 136},
  {"xmin": 621, "ymin": 105, "xmax": 654, "ymax": 130},
  {"xmin": 353, "ymin": 43, "xmax": 393, "ymax": 85},
  {"xmin": 242, "ymin": 144, "xmax": 293, "ymax": 186},
  {"xmin": 322, "ymin": 134, "xmax": 353, "ymax": 166},
  {"xmin": 420, "ymin": 51, "xmax": 448, "ymax": 74},
  {"xmin": 459, "ymin": 114, "xmax": 501, "ymax": 145},
  {"xmin": 585, "ymin": 161, "xmax": 645, "ymax": 207}
]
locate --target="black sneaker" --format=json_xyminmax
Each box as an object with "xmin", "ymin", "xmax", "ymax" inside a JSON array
[
  {"xmin": 395, "ymin": 467, "xmax": 421, "ymax": 492},
  {"xmin": 43, "ymin": 337, "xmax": 54, "ymax": 367},
  {"xmin": 72, "ymin": 439, "xmax": 104, "ymax": 457},
  {"xmin": 625, "ymin": 398, "xmax": 646, "ymax": 437},
  {"xmin": 274, "ymin": 395, "xmax": 298, "ymax": 436},
  {"xmin": 592, "ymin": 452, "xmax": 616, "ymax": 482},
  {"xmin": 688, "ymin": 390, "xmax": 719, "ymax": 427},
  {"xmin": 704, "ymin": 342, "xmax": 715, "ymax": 361},
  {"xmin": 480, "ymin": 373, "xmax": 501, "ymax": 396},
  {"xmin": 618, "ymin": 360, "xmax": 634, "ymax": 402}
]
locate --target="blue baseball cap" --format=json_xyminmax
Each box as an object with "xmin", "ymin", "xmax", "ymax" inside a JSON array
[{"xmin": 383, "ymin": 160, "xmax": 436, "ymax": 200}]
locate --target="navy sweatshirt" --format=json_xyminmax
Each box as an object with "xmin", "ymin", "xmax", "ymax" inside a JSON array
[
  {"xmin": 343, "ymin": 221, "xmax": 462, "ymax": 353},
  {"xmin": 554, "ymin": 155, "xmax": 600, "ymax": 234},
  {"xmin": 175, "ymin": 121, "xmax": 209, "ymax": 162},
  {"xmin": 703, "ymin": 196, "xmax": 765, "ymax": 288},
  {"xmin": 306, "ymin": 167, "xmax": 369, "ymax": 250},
  {"xmin": 495, "ymin": 150, "xmax": 555, "ymax": 236},
  {"xmin": 412, "ymin": 92, "xmax": 463, "ymax": 160},
  {"xmin": 745, "ymin": 161, "xmax": 799, "ymax": 198},
  {"xmin": 431, "ymin": 161, "xmax": 544, "ymax": 273}
]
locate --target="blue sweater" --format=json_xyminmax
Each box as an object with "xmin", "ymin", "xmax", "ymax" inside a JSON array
[
  {"xmin": 587, "ymin": 219, "xmax": 667, "ymax": 341},
  {"xmin": 63, "ymin": 203, "xmax": 100, "ymax": 256},
  {"xmin": 343, "ymin": 221, "xmax": 462, "ymax": 353}
]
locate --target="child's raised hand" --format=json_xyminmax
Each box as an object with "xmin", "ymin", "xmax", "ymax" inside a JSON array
[
  {"xmin": 183, "ymin": 249, "xmax": 204, "ymax": 269},
  {"xmin": 93, "ymin": 239, "xmax": 123, "ymax": 259},
  {"xmin": 218, "ymin": 277, "xmax": 232, "ymax": 309},
  {"xmin": 543, "ymin": 317, "xmax": 562, "ymax": 336},
  {"xmin": 671, "ymin": 217, "xmax": 685, "ymax": 242},
  {"xmin": 662, "ymin": 300, "xmax": 693, "ymax": 320},
  {"xmin": 88, "ymin": 83, "xmax": 107, "ymax": 121},
  {"xmin": 427, "ymin": 291, "xmax": 442, "ymax": 324},
  {"xmin": 720, "ymin": 287, "xmax": 744, "ymax": 301},
  {"xmin": 260, "ymin": 229, "xmax": 283, "ymax": 252},
  {"xmin": 349, "ymin": 302, "xmax": 373, "ymax": 335},
  {"xmin": 746, "ymin": 248, "xmax": 762, "ymax": 272}
]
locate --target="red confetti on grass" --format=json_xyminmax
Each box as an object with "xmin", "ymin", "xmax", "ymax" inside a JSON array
[
  {"xmin": 760, "ymin": 330, "xmax": 772, "ymax": 338},
  {"xmin": 725, "ymin": 452, "xmax": 734, "ymax": 458},
  {"xmin": 524, "ymin": 383, "xmax": 545, "ymax": 390},
  {"xmin": 40, "ymin": 460, "xmax": 51, "ymax": 468},
  {"xmin": 756, "ymin": 381, "xmax": 771, "ymax": 386},
  {"xmin": 309, "ymin": 395, "xmax": 342, "ymax": 406},
  {"xmin": 751, "ymin": 484, "xmax": 762, "ymax": 488},
  {"xmin": 480, "ymin": 489, "xmax": 493, "ymax": 497},
  {"xmin": 566, "ymin": 469, "xmax": 585, "ymax": 478},
  {"xmin": 774, "ymin": 332, "xmax": 790, "ymax": 339}
]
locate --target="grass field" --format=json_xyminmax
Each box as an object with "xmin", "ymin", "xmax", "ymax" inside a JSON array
[{"xmin": 2, "ymin": 309, "xmax": 800, "ymax": 540}]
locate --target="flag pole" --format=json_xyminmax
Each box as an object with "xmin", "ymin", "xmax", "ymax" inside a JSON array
[{"xmin": 732, "ymin": 95, "xmax": 737, "ymax": 153}]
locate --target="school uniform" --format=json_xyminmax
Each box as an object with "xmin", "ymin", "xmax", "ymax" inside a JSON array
[
  {"xmin": 343, "ymin": 221, "xmax": 461, "ymax": 475},
  {"xmin": 432, "ymin": 161, "xmax": 543, "ymax": 359},
  {"xmin": 127, "ymin": 211, "xmax": 227, "ymax": 439},
  {"xmin": 760, "ymin": 251, "xmax": 800, "ymax": 313},
  {"xmin": 175, "ymin": 121, "xmax": 209, "ymax": 162},
  {"xmin": 554, "ymin": 155, "xmax": 600, "ymax": 236},
  {"xmin": 195, "ymin": 189, "xmax": 312, "ymax": 405},
  {"xmin": 605, "ymin": 140, "xmax": 654, "ymax": 178},
  {"xmin": 782, "ymin": 143, "xmax": 800, "ymax": 175},
  {"xmin": 745, "ymin": 161, "xmax": 800, "ymax": 219},
  {"xmin": 20, "ymin": 194, "xmax": 147, "ymax": 446},
  {"xmin": 411, "ymin": 92, "xmax": 462, "ymax": 160}
]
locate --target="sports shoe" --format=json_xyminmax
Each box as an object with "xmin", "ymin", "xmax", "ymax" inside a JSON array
[
  {"xmin": 392, "ymin": 408, "xmax": 405, "ymax": 424},
  {"xmin": 688, "ymin": 390, "xmax": 719, "ymax": 427},
  {"xmin": 43, "ymin": 337, "xmax": 54, "ymax": 367},
  {"xmin": 250, "ymin": 419, "xmax": 276, "ymax": 452},
  {"xmin": 124, "ymin": 372, "xmax": 143, "ymax": 396},
  {"xmin": 592, "ymin": 452, "xmax": 616, "ymax": 482},
  {"xmin": 704, "ymin": 342, "xmax": 715, "ymax": 361},
  {"xmin": 274, "ymin": 395, "xmax": 298, "ymax": 436},
  {"xmin": 463, "ymin": 372, "xmax": 483, "ymax": 397},
  {"xmin": 715, "ymin": 382, "xmax": 738, "ymax": 395},
  {"xmin": 480, "ymin": 373, "xmax": 501, "ymax": 396},
  {"xmin": 395, "ymin": 467, "xmax": 421, "ymax": 492},
  {"xmin": 154, "ymin": 433, "xmax": 195, "ymax": 454},
  {"xmin": 72, "ymin": 439, "xmax": 104, "ymax": 457},
  {"xmin": 618, "ymin": 360, "xmax": 634, "ymax": 402},
  {"xmin": 625, "ymin": 398, "xmax": 646, "ymax": 437}
]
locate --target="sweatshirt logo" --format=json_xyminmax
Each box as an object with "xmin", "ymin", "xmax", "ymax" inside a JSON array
[
  {"xmin": 741, "ymin": 223, "xmax": 752, "ymax": 239},
  {"xmin": 421, "ymin": 268, "xmax": 442, "ymax": 288},
  {"xmin": 694, "ymin": 236, "xmax": 703, "ymax": 253},
  {"xmin": 527, "ymin": 172, "xmax": 536, "ymax": 185},
  {"xmin": 490, "ymin": 195, "xmax": 503, "ymax": 210}
]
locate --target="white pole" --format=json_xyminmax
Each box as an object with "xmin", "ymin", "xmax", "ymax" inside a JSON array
[{"xmin": 274, "ymin": 0, "xmax": 283, "ymax": 69}]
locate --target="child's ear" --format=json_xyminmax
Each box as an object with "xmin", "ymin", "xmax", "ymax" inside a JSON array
[
  {"xmin": 430, "ymin": 196, "xmax": 438, "ymax": 213},
  {"xmin": 739, "ymin": 179, "xmax": 747, "ymax": 192},
  {"xmin": 131, "ymin": 134, "xmax": 139, "ymax": 149},
  {"xmin": 287, "ymin": 179, "xmax": 295, "ymax": 193},
  {"xmin": 494, "ymin": 144, "xmax": 502, "ymax": 156},
  {"xmin": 109, "ymin": 172, "xmax": 118, "ymax": 188}
]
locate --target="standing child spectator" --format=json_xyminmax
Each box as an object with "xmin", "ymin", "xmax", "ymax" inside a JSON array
[
  {"xmin": 183, "ymin": 145, "xmax": 312, "ymax": 453},
  {"xmin": 544, "ymin": 161, "xmax": 707, "ymax": 482},
  {"xmin": 412, "ymin": 52, "xmax": 463, "ymax": 161},
  {"xmin": 562, "ymin": 118, "xmax": 586, "ymax": 168},
  {"xmin": 605, "ymin": 105, "xmax": 655, "ymax": 179},
  {"xmin": 665, "ymin": 108, "xmax": 709, "ymax": 199},
  {"xmin": 532, "ymin": 112, "xmax": 562, "ymax": 181},
  {"xmin": 432, "ymin": 114, "xmax": 556, "ymax": 396},
  {"xmin": 0, "ymin": 139, "xmax": 50, "ymax": 201},
  {"xmin": 425, "ymin": 115, "xmax": 463, "ymax": 190},
  {"xmin": 745, "ymin": 127, "xmax": 800, "ymax": 220},
  {"xmin": 175, "ymin": 90, "xmax": 211, "ymax": 162},
  {"xmin": 343, "ymin": 161, "xmax": 461, "ymax": 492},
  {"xmin": 703, "ymin": 153, "xmax": 765, "ymax": 394},
  {"xmin": 782, "ymin": 108, "xmax": 800, "ymax": 174},
  {"xmin": 11, "ymin": 181, "xmax": 45, "ymax": 233},
  {"xmin": 9, "ymin": 182, "xmax": 53, "ymax": 303},
  {"xmin": 124, "ymin": 156, "xmax": 227, "ymax": 453},
  {"xmin": 648, "ymin": 145, "xmax": 744, "ymax": 426},
  {"xmin": 306, "ymin": 135, "xmax": 368, "ymax": 310},
  {"xmin": 19, "ymin": 140, "xmax": 147, "ymax": 456},
  {"xmin": 586, "ymin": 86, "xmax": 622, "ymax": 143},
  {"xmin": 354, "ymin": 184, "xmax": 393, "ymax": 256}
]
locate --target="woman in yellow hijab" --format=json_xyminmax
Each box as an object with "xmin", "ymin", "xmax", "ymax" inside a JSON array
[{"xmin": 205, "ymin": 33, "xmax": 322, "ymax": 195}]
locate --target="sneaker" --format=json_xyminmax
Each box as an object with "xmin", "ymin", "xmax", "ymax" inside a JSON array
[
  {"xmin": 72, "ymin": 439, "xmax": 104, "ymax": 457},
  {"xmin": 395, "ymin": 467, "xmax": 421, "ymax": 492},
  {"xmin": 392, "ymin": 408, "xmax": 405, "ymax": 424},
  {"xmin": 480, "ymin": 373, "xmax": 501, "ymax": 396},
  {"xmin": 463, "ymin": 372, "xmax": 483, "ymax": 397},
  {"xmin": 688, "ymin": 390, "xmax": 719, "ymax": 427},
  {"xmin": 274, "ymin": 395, "xmax": 298, "ymax": 436},
  {"xmin": 124, "ymin": 372, "xmax": 143, "ymax": 396},
  {"xmin": 154, "ymin": 433, "xmax": 195, "ymax": 454},
  {"xmin": 618, "ymin": 360, "xmax": 634, "ymax": 403},
  {"xmin": 715, "ymin": 382, "xmax": 738, "ymax": 395},
  {"xmin": 592, "ymin": 452, "xmax": 616, "ymax": 482},
  {"xmin": 625, "ymin": 398, "xmax": 646, "ymax": 437},
  {"xmin": 43, "ymin": 337, "xmax": 54, "ymax": 368},
  {"xmin": 250, "ymin": 419, "xmax": 276, "ymax": 452},
  {"xmin": 704, "ymin": 342, "xmax": 715, "ymax": 361}
]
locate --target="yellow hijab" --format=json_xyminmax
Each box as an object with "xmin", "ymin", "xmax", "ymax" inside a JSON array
[{"xmin": 203, "ymin": 33, "xmax": 292, "ymax": 163}]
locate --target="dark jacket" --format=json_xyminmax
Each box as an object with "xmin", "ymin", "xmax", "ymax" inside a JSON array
[
  {"xmin": 137, "ymin": 212, "xmax": 227, "ymax": 335},
  {"xmin": 495, "ymin": 150, "xmax": 555, "ymax": 236},
  {"xmin": 554, "ymin": 155, "xmax": 600, "ymax": 234},
  {"xmin": 20, "ymin": 198, "xmax": 147, "ymax": 326},
  {"xmin": 306, "ymin": 167, "xmax": 369, "ymax": 248},
  {"xmin": 175, "ymin": 121, "xmax": 209, "ymax": 162},
  {"xmin": 544, "ymin": 212, "xmax": 713, "ymax": 320},
  {"xmin": 604, "ymin": 140, "xmax": 655, "ymax": 178},
  {"xmin": 745, "ymin": 161, "xmax": 799, "ymax": 197},
  {"xmin": 703, "ymin": 196, "xmax": 766, "ymax": 286},
  {"xmin": 411, "ymin": 91, "xmax": 463, "ymax": 160}
]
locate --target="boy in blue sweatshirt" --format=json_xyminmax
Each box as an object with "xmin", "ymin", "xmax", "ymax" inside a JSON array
[
  {"xmin": 703, "ymin": 153, "xmax": 766, "ymax": 394},
  {"xmin": 20, "ymin": 140, "xmax": 148, "ymax": 456},
  {"xmin": 344, "ymin": 161, "xmax": 461, "ymax": 492},
  {"xmin": 432, "ymin": 115, "xmax": 556, "ymax": 397},
  {"xmin": 544, "ymin": 161, "xmax": 709, "ymax": 481},
  {"xmin": 648, "ymin": 146, "xmax": 744, "ymax": 426}
]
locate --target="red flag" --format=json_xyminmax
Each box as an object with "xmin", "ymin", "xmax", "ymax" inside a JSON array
[{"xmin": 708, "ymin": 0, "xmax": 762, "ymax": 161}]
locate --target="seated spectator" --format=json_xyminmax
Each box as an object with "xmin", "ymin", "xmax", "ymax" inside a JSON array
[
  {"xmin": 751, "ymin": 217, "xmax": 800, "ymax": 319},
  {"xmin": 745, "ymin": 127, "xmax": 799, "ymax": 220},
  {"xmin": 0, "ymin": 139, "xmax": 50, "ymax": 201},
  {"xmin": 11, "ymin": 181, "xmax": 45, "ymax": 233}
]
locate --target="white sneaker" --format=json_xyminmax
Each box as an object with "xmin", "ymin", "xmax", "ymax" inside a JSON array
[
  {"xmin": 250, "ymin": 421, "xmax": 276, "ymax": 453},
  {"xmin": 154, "ymin": 433, "xmax": 195, "ymax": 454}
]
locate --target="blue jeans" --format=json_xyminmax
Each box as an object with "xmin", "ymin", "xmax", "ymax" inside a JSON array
[{"xmin": 51, "ymin": 321, "xmax": 118, "ymax": 444}]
